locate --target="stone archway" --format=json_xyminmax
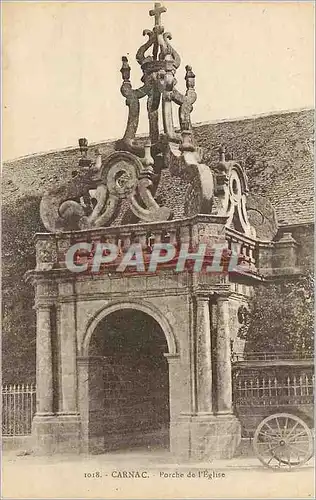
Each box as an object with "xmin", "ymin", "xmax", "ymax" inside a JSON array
[
  {"xmin": 79, "ymin": 304, "xmax": 178, "ymax": 454},
  {"xmin": 82, "ymin": 300, "xmax": 178, "ymax": 357}
]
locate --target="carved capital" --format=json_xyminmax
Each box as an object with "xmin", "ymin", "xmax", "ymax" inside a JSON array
[{"xmin": 36, "ymin": 239, "xmax": 57, "ymax": 271}]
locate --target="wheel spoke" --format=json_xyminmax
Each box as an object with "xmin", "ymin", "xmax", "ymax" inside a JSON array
[
  {"xmin": 257, "ymin": 442, "xmax": 280, "ymax": 450},
  {"xmin": 256, "ymin": 441, "xmax": 273, "ymax": 448},
  {"xmin": 275, "ymin": 417, "xmax": 282, "ymax": 436},
  {"xmin": 275, "ymin": 447, "xmax": 285, "ymax": 460},
  {"xmin": 261, "ymin": 446, "xmax": 282, "ymax": 465},
  {"xmin": 258, "ymin": 430, "xmax": 279, "ymax": 441},
  {"xmin": 263, "ymin": 428, "xmax": 279, "ymax": 439},
  {"xmin": 266, "ymin": 454, "xmax": 276, "ymax": 465},
  {"xmin": 269, "ymin": 444, "xmax": 282, "ymax": 453},
  {"xmin": 286, "ymin": 421, "xmax": 300, "ymax": 440},
  {"xmin": 284, "ymin": 417, "xmax": 288, "ymax": 434},
  {"xmin": 265, "ymin": 421, "xmax": 280, "ymax": 437},
  {"xmin": 288, "ymin": 443, "xmax": 309, "ymax": 456},
  {"xmin": 287, "ymin": 431, "xmax": 309, "ymax": 442},
  {"xmin": 289, "ymin": 439, "xmax": 309, "ymax": 448},
  {"xmin": 287, "ymin": 446, "xmax": 301, "ymax": 462}
]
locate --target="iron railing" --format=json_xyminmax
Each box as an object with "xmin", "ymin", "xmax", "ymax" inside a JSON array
[
  {"xmin": 233, "ymin": 372, "xmax": 314, "ymax": 407},
  {"xmin": 2, "ymin": 384, "xmax": 36, "ymax": 436},
  {"xmin": 232, "ymin": 351, "xmax": 314, "ymax": 363}
]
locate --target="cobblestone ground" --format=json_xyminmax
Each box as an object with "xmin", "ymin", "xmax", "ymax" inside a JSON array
[{"xmin": 2, "ymin": 448, "xmax": 314, "ymax": 499}]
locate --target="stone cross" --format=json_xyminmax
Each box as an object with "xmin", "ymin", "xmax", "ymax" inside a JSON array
[{"xmin": 149, "ymin": 3, "xmax": 167, "ymax": 27}]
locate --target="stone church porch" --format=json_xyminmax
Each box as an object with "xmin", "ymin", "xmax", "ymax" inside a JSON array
[
  {"xmin": 28, "ymin": 218, "xmax": 254, "ymax": 460},
  {"xmin": 22, "ymin": 1, "xmax": 309, "ymax": 464}
]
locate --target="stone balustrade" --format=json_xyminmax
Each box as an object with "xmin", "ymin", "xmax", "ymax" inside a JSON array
[
  {"xmin": 34, "ymin": 215, "xmax": 259, "ymax": 275},
  {"xmin": 225, "ymin": 227, "xmax": 257, "ymax": 274}
]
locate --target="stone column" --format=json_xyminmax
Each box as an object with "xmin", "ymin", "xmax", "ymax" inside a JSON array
[
  {"xmin": 59, "ymin": 300, "xmax": 78, "ymax": 414},
  {"xmin": 58, "ymin": 280, "xmax": 78, "ymax": 415},
  {"xmin": 35, "ymin": 305, "xmax": 53, "ymax": 415},
  {"xmin": 195, "ymin": 295, "xmax": 213, "ymax": 414},
  {"xmin": 216, "ymin": 293, "xmax": 233, "ymax": 414},
  {"xmin": 164, "ymin": 353, "xmax": 181, "ymax": 455},
  {"xmin": 45, "ymin": 281, "xmax": 81, "ymax": 454},
  {"xmin": 164, "ymin": 353, "xmax": 181, "ymax": 418},
  {"xmin": 77, "ymin": 357, "xmax": 89, "ymax": 453}
]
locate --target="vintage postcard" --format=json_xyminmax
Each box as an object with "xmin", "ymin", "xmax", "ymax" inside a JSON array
[{"xmin": 1, "ymin": 1, "xmax": 314, "ymax": 499}]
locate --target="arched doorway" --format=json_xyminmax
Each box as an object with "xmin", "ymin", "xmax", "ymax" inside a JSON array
[{"xmin": 88, "ymin": 309, "xmax": 170, "ymax": 453}]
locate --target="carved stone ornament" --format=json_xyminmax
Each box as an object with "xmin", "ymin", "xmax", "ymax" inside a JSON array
[
  {"xmin": 39, "ymin": 4, "xmax": 255, "ymax": 233},
  {"xmin": 98, "ymin": 148, "xmax": 171, "ymax": 223},
  {"xmin": 211, "ymin": 146, "xmax": 256, "ymax": 238},
  {"xmin": 40, "ymin": 140, "xmax": 172, "ymax": 232},
  {"xmin": 237, "ymin": 305, "xmax": 251, "ymax": 340},
  {"xmin": 35, "ymin": 239, "xmax": 57, "ymax": 271},
  {"xmin": 116, "ymin": 2, "xmax": 214, "ymax": 218},
  {"xmin": 39, "ymin": 4, "xmax": 214, "ymax": 232}
]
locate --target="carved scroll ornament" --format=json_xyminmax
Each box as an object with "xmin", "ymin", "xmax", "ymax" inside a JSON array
[
  {"xmin": 40, "ymin": 140, "xmax": 172, "ymax": 233},
  {"xmin": 211, "ymin": 147, "xmax": 256, "ymax": 237}
]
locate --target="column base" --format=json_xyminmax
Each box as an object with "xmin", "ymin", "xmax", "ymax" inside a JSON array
[
  {"xmin": 32, "ymin": 413, "xmax": 81, "ymax": 455},
  {"xmin": 172, "ymin": 413, "xmax": 241, "ymax": 461}
]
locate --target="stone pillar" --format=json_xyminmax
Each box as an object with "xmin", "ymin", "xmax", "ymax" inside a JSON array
[
  {"xmin": 184, "ymin": 289, "xmax": 241, "ymax": 461},
  {"xmin": 35, "ymin": 305, "xmax": 53, "ymax": 415},
  {"xmin": 273, "ymin": 232, "xmax": 299, "ymax": 275},
  {"xmin": 77, "ymin": 358, "xmax": 89, "ymax": 453},
  {"xmin": 195, "ymin": 295, "xmax": 213, "ymax": 414},
  {"xmin": 32, "ymin": 304, "xmax": 55, "ymax": 454},
  {"xmin": 164, "ymin": 353, "xmax": 181, "ymax": 455},
  {"xmin": 33, "ymin": 280, "xmax": 82, "ymax": 455},
  {"xmin": 59, "ymin": 302, "xmax": 78, "ymax": 414},
  {"xmin": 180, "ymin": 294, "xmax": 214, "ymax": 461},
  {"xmin": 58, "ymin": 281, "xmax": 78, "ymax": 415},
  {"xmin": 216, "ymin": 293, "xmax": 233, "ymax": 414}
]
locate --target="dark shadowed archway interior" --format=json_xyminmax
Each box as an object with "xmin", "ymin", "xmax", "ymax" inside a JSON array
[{"xmin": 88, "ymin": 309, "xmax": 170, "ymax": 453}]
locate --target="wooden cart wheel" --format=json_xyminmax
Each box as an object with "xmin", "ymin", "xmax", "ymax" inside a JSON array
[{"xmin": 253, "ymin": 412, "xmax": 314, "ymax": 470}]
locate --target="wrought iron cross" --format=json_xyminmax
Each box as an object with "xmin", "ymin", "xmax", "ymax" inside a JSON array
[{"xmin": 149, "ymin": 3, "xmax": 167, "ymax": 27}]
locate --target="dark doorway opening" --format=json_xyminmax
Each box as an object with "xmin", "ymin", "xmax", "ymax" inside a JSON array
[{"xmin": 88, "ymin": 309, "xmax": 170, "ymax": 453}]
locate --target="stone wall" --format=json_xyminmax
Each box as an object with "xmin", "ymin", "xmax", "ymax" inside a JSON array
[{"xmin": 290, "ymin": 225, "xmax": 314, "ymax": 272}]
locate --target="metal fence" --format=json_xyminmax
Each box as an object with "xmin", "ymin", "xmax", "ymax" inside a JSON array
[
  {"xmin": 2, "ymin": 384, "xmax": 36, "ymax": 436},
  {"xmin": 233, "ymin": 372, "xmax": 315, "ymax": 407},
  {"xmin": 232, "ymin": 351, "xmax": 313, "ymax": 362}
]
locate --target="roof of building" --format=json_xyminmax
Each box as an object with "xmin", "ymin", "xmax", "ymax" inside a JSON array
[{"xmin": 3, "ymin": 108, "xmax": 314, "ymax": 228}]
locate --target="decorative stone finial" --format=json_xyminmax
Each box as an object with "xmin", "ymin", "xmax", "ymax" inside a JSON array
[
  {"xmin": 78, "ymin": 138, "xmax": 92, "ymax": 168},
  {"xmin": 179, "ymin": 130, "xmax": 195, "ymax": 153},
  {"xmin": 117, "ymin": 3, "xmax": 197, "ymax": 157},
  {"xmin": 149, "ymin": 3, "xmax": 167, "ymax": 27},
  {"xmin": 120, "ymin": 56, "xmax": 131, "ymax": 82},
  {"xmin": 219, "ymin": 145, "xmax": 226, "ymax": 163},
  {"xmin": 185, "ymin": 65, "xmax": 195, "ymax": 90},
  {"xmin": 142, "ymin": 142, "xmax": 154, "ymax": 172},
  {"xmin": 78, "ymin": 138, "xmax": 88, "ymax": 157}
]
